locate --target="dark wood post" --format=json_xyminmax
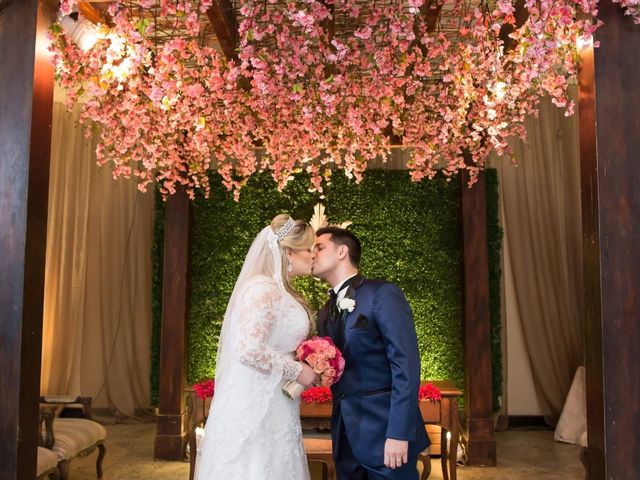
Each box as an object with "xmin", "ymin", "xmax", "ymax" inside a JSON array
[
  {"xmin": 0, "ymin": 0, "xmax": 55, "ymax": 477},
  {"xmin": 579, "ymin": 2, "xmax": 640, "ymax": 478},
  {"xmin": 153, "ymin": 0, "xmax": 241, "ymax": 458},
  {"xmin": 460, "ymin": 170, "xmax": 497, "ymax": 465},
  {"xmin": 154, "ymin": 188, "xmax": 191, "ymax": 459}
]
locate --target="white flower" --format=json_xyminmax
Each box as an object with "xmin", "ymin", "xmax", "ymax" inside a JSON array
[{"xmin": 337, "ymin": 297, "xmax": 356, "ymax": 313}]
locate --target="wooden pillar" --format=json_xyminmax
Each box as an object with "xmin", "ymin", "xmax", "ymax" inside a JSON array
[
  {"xmin": 578, "ymin": 2, "xmax": 640, "ymax": 478},
  {"xmin": 460, "ymin": 170, "xmax": 497, "ymax": 465},
  {"xmin": 0, "ymin": 0, "xmax": 55, "ymax": 478},
  {"xmin": 154, "ymin": 188, "xmax": 191, "ymax": 460},
  {"xmin": 154, "ymin": 2, "xmax": 240, "ymax": 459}
]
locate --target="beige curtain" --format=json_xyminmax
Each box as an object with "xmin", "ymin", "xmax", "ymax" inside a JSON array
[
  {"xmin": 41, "ymin": 102, "xmax": 155, "ymax": 418},
  {"xmin": 494, "ymin": 92, "xmax": 584, "ymax": 420}
]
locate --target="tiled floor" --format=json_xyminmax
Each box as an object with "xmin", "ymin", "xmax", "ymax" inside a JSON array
[{"xmin": 67, "ymin": 422, "xmax": 584, "ymax": 479}]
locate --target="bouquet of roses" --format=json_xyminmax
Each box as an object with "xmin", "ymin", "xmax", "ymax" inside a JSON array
[{"xmin": 283, "ymin": 336, "xmax": 345, "ymax": 399}]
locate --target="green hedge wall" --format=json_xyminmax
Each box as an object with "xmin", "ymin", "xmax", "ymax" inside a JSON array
[
  {"xmin": 150, "ymin": 190, "xmax": 165, "ymax": 406},
  {"xmin": 151, "ymin": 170, "xmax": 502, "ymax": 407},
  {"xmin": 486, "ymin": 170, "xmax": 504, "ymax": 410}
]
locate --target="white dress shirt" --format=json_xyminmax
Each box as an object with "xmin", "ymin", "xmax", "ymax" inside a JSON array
[{"xmin": 333, "ymin": 273, "xmax": 358, "ymax": 304}]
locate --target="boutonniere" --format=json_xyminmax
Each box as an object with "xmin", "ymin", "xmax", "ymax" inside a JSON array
[{"xmin": 337, "ymin": 285, "xmax": 356, "ymax": 313}]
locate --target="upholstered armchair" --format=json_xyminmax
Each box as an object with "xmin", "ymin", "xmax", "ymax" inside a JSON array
[
  {"xmin": 37, "ymin": 447, "xmax": 61, "ymax": 480},
  {"xmin": 39, "ymin": 396, "xmax": 107, "ymax": 480}
]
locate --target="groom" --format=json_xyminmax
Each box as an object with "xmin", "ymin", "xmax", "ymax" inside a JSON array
[{"xmin": 313, "ymin": 227, "xmax": 429, "ymax": 480}]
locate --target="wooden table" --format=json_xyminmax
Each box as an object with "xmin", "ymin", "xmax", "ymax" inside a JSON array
[
  {"xmin": 300, "ymin": 380, "xmax": 462, "ymax": 480},
  {"xmin": 418, "ymin": 381, "xmax": 462, "ymax": 480}
]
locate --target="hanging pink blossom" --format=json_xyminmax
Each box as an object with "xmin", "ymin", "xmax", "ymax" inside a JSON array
[{"xmin": 48, "ymin": 0, "xmax": 620, "ymax": 200}]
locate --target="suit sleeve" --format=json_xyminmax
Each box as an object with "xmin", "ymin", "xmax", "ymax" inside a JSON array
[{"xmin": 373, "ymin": 283, "xmax": 421, "ymax": 441}]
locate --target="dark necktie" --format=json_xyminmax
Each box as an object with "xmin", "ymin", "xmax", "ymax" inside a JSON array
[
  {"xmin": 328, "ymin": 289, "xmax": 338, "ymax": 324},
  {"xmin": 330, "ymin": 288, "xmax": 347, "ymax": 351}
]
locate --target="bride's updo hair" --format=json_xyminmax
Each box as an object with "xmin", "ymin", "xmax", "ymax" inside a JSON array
[
  {"xmin": 271, "ymin": 214, "xmax": 316, "ymax": 332},
  {"xmin": 271, "ymin": 214, "xmax": 315, "ymax": 252}
]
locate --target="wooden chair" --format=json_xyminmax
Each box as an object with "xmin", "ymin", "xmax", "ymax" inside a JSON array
[
  {"xmin": 37, "ymin": 409, "xmax": 60, "ymax": 480},
  {"xmin": 37, "ymin": 447, "xmax": 61, "ymax": 480},
  {"xmin": 418, "ymin": 449, "xmax": 432, "ymax": 480},
  {"xmin": 39, "ymin": 396, "xmax": 107, "ymax": 480},
  {"xmin": 187, "ymin": 388, "xmax": 336, "ymax": 479},
  {"xmin": 188, "ymin": 419, "xmax": 206, "ymax": 480},
  {"xmin": 186, "ymin": 388, "xmax": 211, "ymax": 480},
  {"xmin": 303, "ymin": 433, "xmax": 335, "ymax": 480}
]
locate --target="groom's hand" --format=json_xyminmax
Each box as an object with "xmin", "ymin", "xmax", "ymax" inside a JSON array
[{"xmin": 384, "ymin": 438, "xmax": 408, "ymax": 469}]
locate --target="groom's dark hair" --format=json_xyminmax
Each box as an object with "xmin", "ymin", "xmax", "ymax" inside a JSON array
[{"xmin": 316, "ymin": 226, "xmax": 361, "ymax": 267}]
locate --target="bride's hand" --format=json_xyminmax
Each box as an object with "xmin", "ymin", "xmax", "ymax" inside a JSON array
[{"xmin": 296, "ymin": 363, "xmax": 318, "ymax": 386}]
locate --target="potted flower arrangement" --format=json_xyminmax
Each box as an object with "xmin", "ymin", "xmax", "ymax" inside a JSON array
[
  {"xmin": 418, "ymin": 383, "xmax": 442, "ymax": 422},
  {"xmin": 300, "ymin": 386, "xmax": 334, "ymax": 418},
  {"xmin": 192, "ymin": 378, "xmax": 215, "ymax": 421}
]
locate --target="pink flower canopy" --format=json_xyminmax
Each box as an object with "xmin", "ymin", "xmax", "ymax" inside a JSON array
[{"xmin": 50, "ymin": 0, "xmax": 627, "ymax": 200}]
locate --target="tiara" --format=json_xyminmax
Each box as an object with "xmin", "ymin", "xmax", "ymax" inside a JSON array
[{"xmin": 275, "ymin": 217, "xmax": 296, "ymax": 241}]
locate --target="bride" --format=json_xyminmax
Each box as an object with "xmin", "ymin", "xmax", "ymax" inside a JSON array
[{"xmin": 194, "ymin": 214, "xmax": 317, "ymax": 480}]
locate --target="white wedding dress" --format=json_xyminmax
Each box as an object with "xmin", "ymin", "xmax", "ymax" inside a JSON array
[{"xmin": 194, "ymin": 275, "xmax": 311, "ymax": 480}]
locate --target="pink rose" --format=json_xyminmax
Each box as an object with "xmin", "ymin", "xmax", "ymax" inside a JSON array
[{"xmin": 313, "ymin": 359, "xmax": 329, "ymax": 373}]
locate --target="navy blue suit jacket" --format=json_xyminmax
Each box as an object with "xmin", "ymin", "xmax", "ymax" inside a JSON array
[{"xmin": 317, "ymin": 275, "xmax": 429, "ymax": 467}]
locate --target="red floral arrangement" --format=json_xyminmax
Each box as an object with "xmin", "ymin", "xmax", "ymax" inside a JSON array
[
  {"xmin": 194, "ymin": 379, "xmax": 215, "ymax": 400},
  {"xmin": 296, "ymin": 336, "xmax": 345, "ymax": 387},
  {"xmin": 419, "ymin": 383, "xmax": 442, "ymax": 402},
  {"xmin": 301, "ymin": 386, "xmax": 333, "ymax": 404}
]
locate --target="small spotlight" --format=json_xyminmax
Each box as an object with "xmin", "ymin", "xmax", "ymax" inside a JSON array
[
  {"xmin": 576, "ymin": 35, "xmax": 593, "ymax": 52},
  {"xmin": 59, "ymin": 12, "xmax": 100, "ymax": 51},
  {"xmin": 494, "ymin": 81, "xmax": 507, "ymax": 101}
]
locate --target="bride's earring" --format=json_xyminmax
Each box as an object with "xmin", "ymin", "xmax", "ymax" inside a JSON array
[{"xmin": 287, "ymin": 259, "xmax": 293, "ymax": 273}]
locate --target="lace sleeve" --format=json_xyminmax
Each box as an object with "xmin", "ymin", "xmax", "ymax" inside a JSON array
[{"xmin": 235, "ymin": 279, "xmax": 303, "ymax": 381}]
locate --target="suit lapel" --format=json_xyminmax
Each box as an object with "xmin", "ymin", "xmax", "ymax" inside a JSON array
[
  {"xmin": 342, "ymin": 274, "xmax": 364, "ymax": 318},
  {"xmin": 319, "ymin": 274, "xmax": 365, "ymax": 341},
  {"xmin": 351, "ymin": 274, "xmax": 365, "ymax": 289},
  {"xmin": 335, "ymin": 275, "xmax": 364, "ymax": 350}
]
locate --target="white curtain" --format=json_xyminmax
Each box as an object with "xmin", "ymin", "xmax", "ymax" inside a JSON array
[
  {"xmin": 493, "ymin": 91, "xmax": 584, "ymax": 420},
  {"xmin": 41, "ymin": 102, "xmax": 155, "ymax": 417}
]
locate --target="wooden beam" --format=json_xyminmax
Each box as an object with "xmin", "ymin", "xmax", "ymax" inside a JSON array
[
  {"xmin": 577, "ymin": 25, "xmax": 602, "ymax": 480},
  {"xmin": 0, "ymin": 0, "xmax": 55, "ymax": 478},
  {"xmin": 154, "ymin": 187, "xmax": 191, "ymax": 460},
  {"xmin": 387, "ymin": 0, "xmax": 444, "ymax": 145},
  {"xmin": 499, "ymin": 0, "xmax": 528, "ymax": 53},
  {"xmin": 579, "ymin": 1, "xmax": 640, "ymax": 477},
  {"xmin": 460, "ymin": 170, "xmax": 497, "ymax": 466},
  {"xmin": 206, "ymin": 0, "xmax": 239, "ymax": 60},
  {"xmin": 78, "ymin": 2, "xmax": 104, "ymax": 24},
  {"xmin": 321, "ymin": 0, "xmax": 335, "ymax": 39},
  {"xmin": 421, "ymin": 0, "xmax": 444, "ymax": 33},
  {"xmin": 156, "ymin": 0, "xmax": 220, "ymax": 459}
]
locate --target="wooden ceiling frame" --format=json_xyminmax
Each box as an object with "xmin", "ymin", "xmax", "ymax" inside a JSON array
[
  {"xmin": 422, "ymin": 0, "xmax": 445, "ymax": 33},
  {"xmin": 78, "ymin": 2, "xmax": 105, "ymax": 24},
  {"xmin": 499, "ymin": 0, "xmax": 529, "ymax": 52},
  {"xmin": 206, "ymin": 0, "xmax": 239, "ymax": 60}
]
